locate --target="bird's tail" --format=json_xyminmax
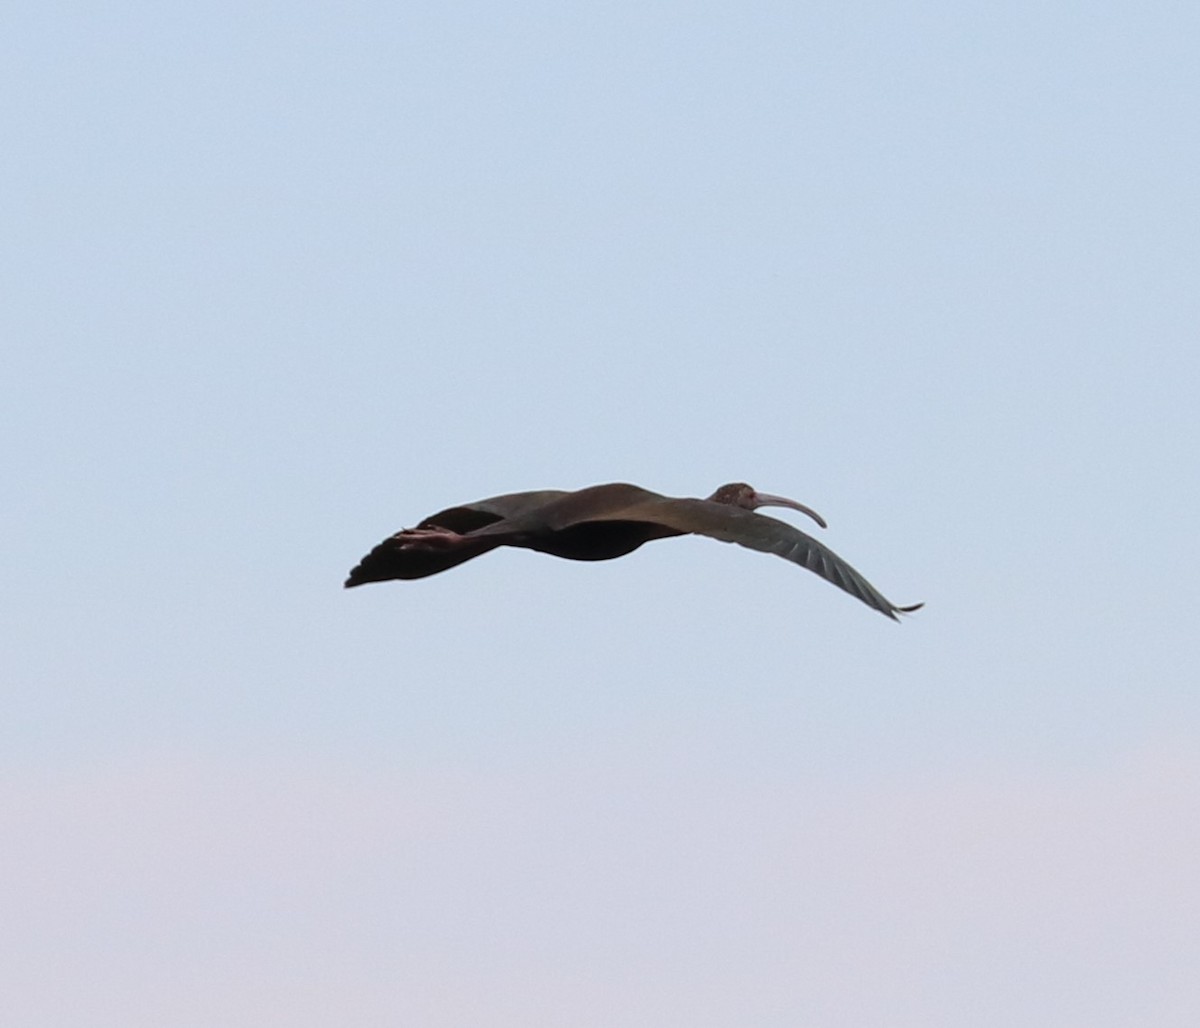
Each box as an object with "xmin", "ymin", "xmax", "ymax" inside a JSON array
[{"xmin": 344, "ymin": 536, "xmax": 495, "ymax": 586}]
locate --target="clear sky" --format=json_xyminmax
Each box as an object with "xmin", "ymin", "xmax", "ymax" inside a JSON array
[{"xmin": 4, "ymin": 2, "xmax": 1199, "ymax": 1025}]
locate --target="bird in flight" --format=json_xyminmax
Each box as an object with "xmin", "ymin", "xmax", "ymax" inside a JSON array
[{"xmin": 346, "ymin": 481, "xmax": 922, "ymax": 620}]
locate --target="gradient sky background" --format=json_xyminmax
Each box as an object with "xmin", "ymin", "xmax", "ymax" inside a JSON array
[{"xmin": 4, "ymin": 2, "xmax": 1199, "ymax": 1025}]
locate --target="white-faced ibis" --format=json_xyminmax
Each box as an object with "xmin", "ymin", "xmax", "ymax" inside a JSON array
[{"xmin": 346, "ymin": 482, "xmax": 922, "ymax": 620}]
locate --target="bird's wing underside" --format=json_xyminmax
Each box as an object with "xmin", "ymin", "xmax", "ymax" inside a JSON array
[{"xmin": 598, "ymin": 498, "xmax": 921, "ymax": 619}]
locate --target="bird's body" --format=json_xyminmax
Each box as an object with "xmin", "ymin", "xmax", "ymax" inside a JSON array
[{"xmin": 345, "ymin": 482, "xmax": 922, "ymax": 620}]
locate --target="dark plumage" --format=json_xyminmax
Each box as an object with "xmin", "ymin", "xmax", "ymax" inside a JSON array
[{"xmin": 346, "ymin": 482, "xmax": 922, "ymax": 620}]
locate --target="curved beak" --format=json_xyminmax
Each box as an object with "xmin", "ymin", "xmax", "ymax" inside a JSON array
[{"xmin": 751, "ymin": 491, "xmax": 828, "ymax": 529}]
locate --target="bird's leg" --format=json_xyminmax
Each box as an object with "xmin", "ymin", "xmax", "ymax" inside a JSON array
[{"xmin": 391, "ymin": 526, "xmax": 467, "ymax": 549}]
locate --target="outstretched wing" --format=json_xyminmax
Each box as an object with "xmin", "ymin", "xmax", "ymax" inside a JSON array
[{"xmin": 598, "ymin": 498, "xmax": 922, "ymax": 620}]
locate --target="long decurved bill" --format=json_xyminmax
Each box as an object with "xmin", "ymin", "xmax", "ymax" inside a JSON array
[{"xmin": 751, "ymin": 492, "xmax": 828, "ymax": 529}]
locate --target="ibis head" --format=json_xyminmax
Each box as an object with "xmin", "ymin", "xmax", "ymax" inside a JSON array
[{"xmin": 706, "ymin": 482, "xmax": 828, "ymax": 529}]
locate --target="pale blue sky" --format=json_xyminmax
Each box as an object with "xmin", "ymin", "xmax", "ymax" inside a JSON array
[{"xmin": 4, "ymin": 2, "xmax": 1199, "ymax": 1025}]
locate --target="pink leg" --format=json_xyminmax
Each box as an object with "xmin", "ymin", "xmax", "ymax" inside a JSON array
[{"xmin": 391, "ymin": 525, "xmax": 467, "ymax": 549}]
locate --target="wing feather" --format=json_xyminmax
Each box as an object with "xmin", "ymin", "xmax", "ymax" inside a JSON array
[{"xmin": 602, "ymin": 498, "xmax": 921, "ymax": 620}]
